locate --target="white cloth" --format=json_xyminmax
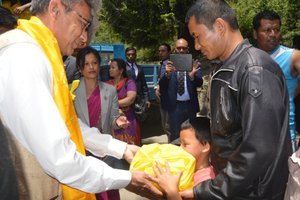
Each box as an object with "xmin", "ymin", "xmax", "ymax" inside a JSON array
[
  {"xmin": 284, "ymin": 149, "xmax": 300, "ymax": 200},
  {"xmin": 0, "ymin": 30, "xmax": 131, "ymax": 193}
]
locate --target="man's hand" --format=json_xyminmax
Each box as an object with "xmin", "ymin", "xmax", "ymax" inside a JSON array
[
  {"xmin": 123, "ymin": 144, "xmax": 140, "ymax": 163},
  {"xmin": 116, "ymin": 115, "xmax": 129, "ymax": 129},
  {"xmin": 126, "ymin": 170, "xmax": 164, "ymax": 200},
  {"xmin": 188, "ymin": 60, "xmax": 201, "ymax": 80},
  {"xmin": 165, "ymin": 61, "xmax": 176, "ymax": 78}
]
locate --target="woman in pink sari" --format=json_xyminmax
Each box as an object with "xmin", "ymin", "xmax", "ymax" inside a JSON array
[
  {"xmin": 73, "ymin": 47, "xmax": 129, "ymax": 200},
  {"xmin": 107, "ymin": 58, "xmax": 139, "ymax": 145}
]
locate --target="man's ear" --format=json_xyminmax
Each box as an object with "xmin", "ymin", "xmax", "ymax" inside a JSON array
[
  {"xmin": 253, "ymin": 29, "xmax": 258, "ymax": 40},
  {"xmin": 48, "ymin": 0, "xmax": 60, "ymax": 17},
  {"xmin": 214, "ymin": 18, "xmax": 226, "ymax": 35}
]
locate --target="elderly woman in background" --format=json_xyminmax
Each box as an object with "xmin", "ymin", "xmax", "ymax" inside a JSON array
[
  {"xmin": 107, "ymin": 58, "xmax": 140, "ymax": 145},
  {"xmin": 72, "ymin": 46, "xmax": 128, "ymax": 200}
]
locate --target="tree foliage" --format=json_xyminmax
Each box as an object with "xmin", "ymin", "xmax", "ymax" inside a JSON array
[
  {"xmin": 229, "ymin": 0, "xmax": 300, "ymax": 46},
  {"xmin": 101, "ymin": 0, "xmax": 178, "ymax": 48},
  {"xmin": 94, "ymin": 0, "xmax": 300, "ymax": 61}
]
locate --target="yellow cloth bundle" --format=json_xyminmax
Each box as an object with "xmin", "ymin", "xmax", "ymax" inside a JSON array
[{"xmin": 130, "ymin": 143, "xmax": 195, "ymax": 191}]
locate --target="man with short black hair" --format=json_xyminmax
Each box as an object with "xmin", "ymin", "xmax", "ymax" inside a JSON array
[
  {"xmin": 125, "ymin": 47, "xmax": 150, "ymax": 110},
  {"xmin": 156, "ymin": 43, "xmax": 171, "ymax": 139},
  {"xmin": 177, "ymin": 0, "xmax": 292, "ymax": 199},
  {"xmin": 253, "ymin": 10, "xmax": 300, "ymax": 151},
  {"xmin": 125, "ymin": 47, "xmax": 150, "ymax": 135}
]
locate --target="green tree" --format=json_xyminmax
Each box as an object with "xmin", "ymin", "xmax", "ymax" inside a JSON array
[
  {"xmin": 101, "ymin": 0, "xmax": 178, "ymax": 48},
  {"xmin": 94, "ymin": 0, "xmax": 300, "ymax": 61},
  {"xmin": 229, "ymin": 0, "xmax": 300, "ymax": 46},
  {"xmin": 98, "ymin": 0, "xmax": 196, "ymax": 61}
]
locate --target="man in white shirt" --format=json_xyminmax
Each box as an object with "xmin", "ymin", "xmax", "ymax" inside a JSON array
[{"xmin": 0, "ymin": 0, "xmax": 161, "ymax": 199}]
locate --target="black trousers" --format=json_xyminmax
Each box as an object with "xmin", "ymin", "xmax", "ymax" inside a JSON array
[{"xmin": 0, "ymin": 119, "xmax": 19, "ymax": 199}]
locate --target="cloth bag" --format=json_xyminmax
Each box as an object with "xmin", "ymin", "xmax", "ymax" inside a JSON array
[
  {"xmin": 130, "ymin": 143, "xmax": 195, "ymax": 191},
  {"xmin": 284, "ymin": 149, "xmax": 300, "ymax": 200}
]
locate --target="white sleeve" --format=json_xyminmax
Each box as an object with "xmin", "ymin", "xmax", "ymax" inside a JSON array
[
  {"xmin": 78, "ymin": 118, "xmax": 127, "ymax": 158},
  {"xmin": 0, "ymin": 43, "xmax": 131, "ymax": 193}
]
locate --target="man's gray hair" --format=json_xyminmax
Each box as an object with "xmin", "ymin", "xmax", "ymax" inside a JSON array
[
  {"xmin": 31, "ymin": 0, "xmax": 101, "ymax": 39},
  {"xmin": 31, "ymin": 0, "xmax": 101, "ymax": 15}
]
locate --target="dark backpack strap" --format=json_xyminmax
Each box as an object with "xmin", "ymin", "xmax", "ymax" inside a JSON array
[{"xmin": 125, "ymin": 79, "xmax": 128, "ymax": 89}]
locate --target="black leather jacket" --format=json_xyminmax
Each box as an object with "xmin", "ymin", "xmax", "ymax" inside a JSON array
[{"xmin": 194, "ymin": 40, "xmax": 292, "ymax": 199}]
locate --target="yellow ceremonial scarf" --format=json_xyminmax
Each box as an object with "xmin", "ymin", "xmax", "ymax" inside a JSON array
[{"xmin": 17, "ymin": 17, "xmax": 96, "ymax": 200}]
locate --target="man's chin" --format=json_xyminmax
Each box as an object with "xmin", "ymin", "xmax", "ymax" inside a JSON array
[
  {"xmin": 268, "ymin": 42, "xmax": 279, "ymax": 51},
  {"xmin": 74, "ymin": 47, "xmax": 84, "ymax": 52},
  {"xmin": 61, "ymin": 50, "xmax": 74, "ymax": 57}
]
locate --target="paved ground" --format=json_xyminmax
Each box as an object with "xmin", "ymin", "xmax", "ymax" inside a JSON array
[{"xmin": 120, "ymin": 188, "xmax": 151, "ymax": 200}]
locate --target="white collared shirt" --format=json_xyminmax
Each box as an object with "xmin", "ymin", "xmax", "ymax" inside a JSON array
[
  {"xmin": 126, "ymin": 62, "xmax": 138, "ymax": 77},
  {"xmin": 0, "ymin": 30, "xmax": 131, "ymax": 193}
]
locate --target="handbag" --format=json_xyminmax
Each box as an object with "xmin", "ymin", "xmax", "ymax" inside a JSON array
[
  {"xmin": 134, "ymin": 96, "xmax": 149, "ymax": 122},
  {"xmin": 124, "ymin": 79, "xmax": 149, "ymax": 122}
]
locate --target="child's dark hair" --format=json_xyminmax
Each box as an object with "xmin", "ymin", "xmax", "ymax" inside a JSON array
[{"xmin": 181, "ymin": 117, "xmax": 211, "ymax": 145}]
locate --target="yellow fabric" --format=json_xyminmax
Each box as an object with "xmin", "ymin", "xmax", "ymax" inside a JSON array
[
  {"xmin": 17, "ymin": 17, "xmax": 96, "ymax": 200},
  {"xmin": 70, "ymin": 80, "xmax": 80, "ymax": 101},
  {"xmin": 130, "ymin": 143, "xmax": 195, "ymax": 191}
]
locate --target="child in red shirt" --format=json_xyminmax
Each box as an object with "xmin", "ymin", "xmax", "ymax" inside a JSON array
[{"xmin": 150, "ymin": 117, "xmax": 215, "ymax": 200}]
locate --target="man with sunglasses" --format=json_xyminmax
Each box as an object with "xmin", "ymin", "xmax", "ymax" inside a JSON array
[
  {"xmin": 0, "ymin": 0, "xmax": 162, "ymax": 199},
  {"xmin": 159, "ymin": 38, "xmax": 202, "ymax": 143}
]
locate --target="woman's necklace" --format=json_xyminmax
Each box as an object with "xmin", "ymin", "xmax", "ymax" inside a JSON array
[{"xmin": 114, "ymin": 77, "xmax": 121, "ymax": 87}]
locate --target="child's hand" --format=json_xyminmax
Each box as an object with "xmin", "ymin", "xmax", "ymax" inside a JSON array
[
  {"xmin": 150, "ymin": 161, "xmax": 183, "ymax": 199},
  {"xmin": 179, "ymin": 189, "xmax": 194, "ymax": 199}
]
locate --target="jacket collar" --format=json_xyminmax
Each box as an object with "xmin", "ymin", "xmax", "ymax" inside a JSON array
[{"xmin": 221, "ymin": 39, "xmax": 252, "ymax": 70}]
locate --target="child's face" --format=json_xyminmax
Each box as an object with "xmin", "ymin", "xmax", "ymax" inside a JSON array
[{"xmin": 180, "ymin": 128, "xmax": 206, "ymax": 160}]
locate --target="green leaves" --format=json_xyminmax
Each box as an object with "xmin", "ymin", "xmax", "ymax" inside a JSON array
[
  {"xmin": 99, "ymin": 0, "xmax": 192, "ymax": 48},
  {"xmin": 94, "ymin": 0, "xmax": 299, "ymax": 61}
]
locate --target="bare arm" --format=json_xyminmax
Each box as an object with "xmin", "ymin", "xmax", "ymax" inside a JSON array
[
  {"xmin": 291, "ymin": 49, "xmax": 300, "ymax": 77},
  {"xmin": 119, "ymin": 90, "xmax": 137, "ymax": 107},
  {"xmin": 13, "ymin": 2, "xmax": 31, "ymax": 14}
]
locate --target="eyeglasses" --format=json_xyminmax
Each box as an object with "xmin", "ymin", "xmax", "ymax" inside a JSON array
[
  {"xmin": 176, "ymin": 46, "xmax": 188, "ymax": 51},
  {"xmin": 72, "ymin": 10, "xmax": 91, "ymax": 33}
]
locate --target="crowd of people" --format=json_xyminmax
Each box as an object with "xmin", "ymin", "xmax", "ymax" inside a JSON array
[{"xmin": 0, "ymin": 0, "xmax": 299, "ymax": 200}]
